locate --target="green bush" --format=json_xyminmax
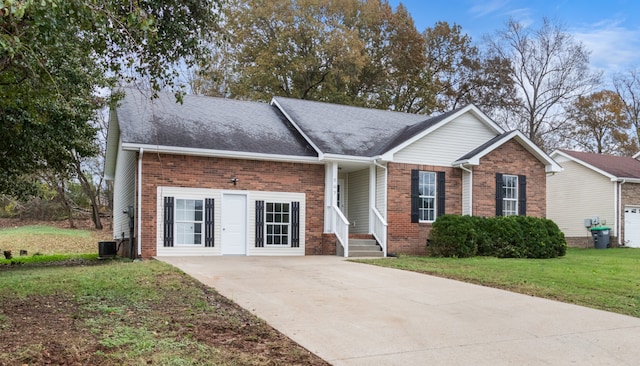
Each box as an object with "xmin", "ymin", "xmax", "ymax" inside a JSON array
[
  {"xmin": 428, "ymin": 215, "xmax": 478, "ymax": 257},
  {"xmin": 428, "ymin": 215, "xmax": 567, "ymax": 259}
]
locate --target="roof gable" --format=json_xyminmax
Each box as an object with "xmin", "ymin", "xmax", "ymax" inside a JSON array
[
  {"xmin": 381, "ymin": 105, "xmax": 505, "ymax": 160},
  {"xmin": 453, "ymin": 130, "xmax": 562, "ymax": 173},
  {"xmin": 553, "ymin": 149, "xmax": 640, "ymax": 180},
  {"xmin": 271, "ymin": 97, "xmax": 427, "ymax": 157},
  {"xmin": 115, "ymin": 88, "xmax": 316, "ymax": 157}
]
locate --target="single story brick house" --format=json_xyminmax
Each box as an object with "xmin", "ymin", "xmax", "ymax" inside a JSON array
[
  {"xmin": 104, "ymin": 88, "xmax": 561, "ymax": 258},
  {"xmin": 547, "ymin": 149, "xmax": 640, "ymax": 248}
]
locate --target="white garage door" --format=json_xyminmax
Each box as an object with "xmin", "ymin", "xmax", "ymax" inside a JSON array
[{"xmin": 624, "ymin": 207, "xmax": 640, "ymax": 248}]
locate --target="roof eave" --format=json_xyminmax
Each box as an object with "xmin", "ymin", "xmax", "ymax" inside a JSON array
[{"xmin": 121, "ymin": 143, "xmax": 322, "ymax": 164}]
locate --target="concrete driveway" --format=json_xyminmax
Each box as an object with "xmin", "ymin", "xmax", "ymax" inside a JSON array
[{"xmin": 158, "ymin": 256, "xmax": 640, "ymax": 365}]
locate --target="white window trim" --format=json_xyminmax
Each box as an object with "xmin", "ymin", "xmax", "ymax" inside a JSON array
[
  {"xmin": 502, "ymin": 174, "xmax": 518, "ymax": 217},
  {"xmin": 419, "ymin": 171, "xmax": 437, "ymax": 223},
  {"xmin": 265, "ymin": 202, "xmax": 292, "ymax": 247},
  {"xmin": 175, "ymin": 198, "xmax": 205, "ymax": 247}
]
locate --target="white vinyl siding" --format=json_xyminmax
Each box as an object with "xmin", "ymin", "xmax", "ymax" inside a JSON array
[
  {"xmin": 156, "ymin": 187, "xmax": 305, "ymax": 256},
  {"xmin": 547, "ymin": 159, "xmax": 616, "ymax": 237},
  {"xmin": 394, "ymin": 113, "xmax": 498, "ymax": 165},
  {"xmin": 376, "ymin": 165, "xmax": 386, "ymax": 218},
  {"xmin": 462, "ymin": 169, "xmax": 471, "ymax": 215},
  {"xmin": 348, "ymin": 169, "xmax": 369, "ymax": 234},
  {"xmin": 112, "ymin": 137, "xmax": 137, "ymax": 240}
]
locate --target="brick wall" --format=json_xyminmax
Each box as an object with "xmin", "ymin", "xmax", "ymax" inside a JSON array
[
  {"xmin": 138, "ymin": 153, "xmax": 326, "ymax": 257},
  {"xmin": 385, "ymin": 139, "xmax": 547, "ymax": 256},
  {"xmin": 386, "ymin": 163, "xmax": 462, "ymax": 255},
  {"xmin": 473, "ymin": 139, "xmax": 546, "ymax": 218}
]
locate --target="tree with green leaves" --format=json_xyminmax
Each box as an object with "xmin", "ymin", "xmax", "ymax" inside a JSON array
[
  {"xmin": 1, "ymin": 0, "xmax": 221, "ymax": 219},
  {"xmin": 567, "ymin": 90, "xmax": 637, "ymax": 155}
]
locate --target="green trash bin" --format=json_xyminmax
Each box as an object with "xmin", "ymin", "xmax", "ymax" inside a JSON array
[{"xmin": 590, "ymin": 226, "xmax": 611, "ymax": 249}]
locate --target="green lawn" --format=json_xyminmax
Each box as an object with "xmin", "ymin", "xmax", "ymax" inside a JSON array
[
  {"xmin": 356, "ymin": 248, "xmax": 640, "ymax": 317},
  {"xmin": 0, "ymin": 225, "xmax": 109, "ymax": 256}
]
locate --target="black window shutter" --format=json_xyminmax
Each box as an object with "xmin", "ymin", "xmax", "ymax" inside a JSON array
[
  {"xmin": 411, "ymin": 170, "xmax": 419, "ymax": 223},
  {"xmin": 518, "ymin": 175, "xmax": 527, "ymax": 216},
  {"xmin": 291, "ymin": 201, "xmax": 300, "ymax": 248},
  {"xmin": 437, "ymin": 171, "xmax": 446, "ymax": 218},
  {"xmin": 163, "ymin": 196, "xmax": 174, "ymax": 247},
  {"xmin": 205, "ymin": 198, "xmax": 215, "ymax": 247},
  {"xmin": 495, "ymin": 173, "xmax": 503, "ymax": 216},
  {"xmin": 255, "ymin": 200, "xmax": 264, "ymax": 247}
]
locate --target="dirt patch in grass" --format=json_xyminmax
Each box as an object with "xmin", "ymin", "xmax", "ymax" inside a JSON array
[{"xmin": 0, "ymin": 259, "xmax": 330, "ymax": 365}]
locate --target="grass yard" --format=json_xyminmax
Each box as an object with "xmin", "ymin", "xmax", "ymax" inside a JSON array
[
  {"xmin": 0, "ymin": 224, "xmax": 110, "ymax": 256},
  {"xmin": 0, "ymin": 223, "xmax": 328, "ymax": 365},
  {"xmin": 356, "ymin": 248, "xmax": 640, "ymax": 318},
  {"xmin": 0, "ymin": 259, "xmax": 328, "ymax": 365}
]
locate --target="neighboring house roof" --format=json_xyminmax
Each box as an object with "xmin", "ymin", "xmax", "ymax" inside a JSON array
[
  {"xmin": 452, "ymin": 130, "xmax": 563, "ymax": 173},
  {"xmin": 271, "ymin": 96, "xmax": 428, "ymax": 157},
  {"xmin": 553, "ymin": 149, "xmax": 640, "ymax": 181},
  {"xmin": 115, "ymin": 88, "xmax": 316, "ymax": 157}
]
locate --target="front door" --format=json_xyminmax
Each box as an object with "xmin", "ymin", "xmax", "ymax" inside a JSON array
[
  {"xmin": 222, "ymin": 194, "xmax": 247, "ymax": 255},
  {"xmin": 625, "ymin": 206, "xmax": 640, "ymax": 248},
  {"xmin": 337, "ymin": 178, "xmax": 346, "ymax": 213}
]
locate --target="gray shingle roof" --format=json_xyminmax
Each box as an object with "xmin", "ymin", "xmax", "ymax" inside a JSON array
[
  {"xmin": 273, "ymin": 97, "xmax": 430, "ymax": 156},
  {"xmin": 115, "ymin": 88, "xmax": 316, "ymax": 157}
]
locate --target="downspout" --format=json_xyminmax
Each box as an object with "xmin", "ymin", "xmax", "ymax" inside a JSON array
[
  {"xmin": 137, "ymin": 148, "xmax": 144, "ymax": 257},
  {"xmin": 456, "ymin": 164, "xmax": 473, "ymax": 216},
  {"xmin": 618, "ymin": 179, "xmax": 626, "ymax": 246}
]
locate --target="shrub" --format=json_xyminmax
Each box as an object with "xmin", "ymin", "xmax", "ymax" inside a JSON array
[
  {"xmin": 428, "ymin": 215, "xmax": 478, "ymax": 257},
  {"xmin": 428, "ymin": 215, "xmax": 567, "ymax": 259}
]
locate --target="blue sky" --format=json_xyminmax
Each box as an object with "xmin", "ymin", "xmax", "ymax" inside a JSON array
[{"xmin": 388, "ymin": 0, "xmax": 640, "ymax": 76}]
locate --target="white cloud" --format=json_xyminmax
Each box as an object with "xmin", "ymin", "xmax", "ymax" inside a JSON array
[
  {"xmin": 469, "ymin": 0, "xmax": 511, "ymax": 17},
  {"xmin": 571, "ymin": 19, "xmax": 640, "ymax": 74}
]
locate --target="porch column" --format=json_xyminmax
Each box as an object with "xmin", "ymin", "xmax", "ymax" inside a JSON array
[
  {"xmin": 369, "ymin": 164, "xmax": 376, "ymax": 233},
  {"xmin": 324, "ymin": 162, "xmax": 338, "ymax": 232}
]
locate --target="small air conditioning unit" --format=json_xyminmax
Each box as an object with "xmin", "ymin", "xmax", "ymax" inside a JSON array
[{"xmin": 98, "ymin": 241, "xmax": 117, "ymax": 258}]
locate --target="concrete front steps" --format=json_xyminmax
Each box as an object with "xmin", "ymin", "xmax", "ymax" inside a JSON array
[{"xmin": 348, "ymin": 238, "xmax": 384, "ymax": 258}]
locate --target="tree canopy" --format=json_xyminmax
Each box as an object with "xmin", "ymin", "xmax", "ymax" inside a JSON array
[
  {"xmin": 194, "ymin": 0, "xmax": 515, "ymax": 116},
  {"xmin": 0, "ymin": 0, "xmax": 221, "ymax": 197}
]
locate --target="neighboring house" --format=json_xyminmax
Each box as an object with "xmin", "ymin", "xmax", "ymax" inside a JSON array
[
  {"xmin": 105, "ymin": 88, "xmax": 561, "ymax": 258},
  {"xmin": 547, "ymin": 149, "xmax": 640, "ymax": 248}
]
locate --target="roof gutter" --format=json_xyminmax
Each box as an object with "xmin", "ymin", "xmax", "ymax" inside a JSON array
[{"xmin": 121, "ymin": 143, "xmax": 321, "ymax": 164}]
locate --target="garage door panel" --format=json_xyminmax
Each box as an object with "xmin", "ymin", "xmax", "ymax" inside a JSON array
[{"xmin": 624, "ymin": 207, "xmax": 640, "ymax": 248}]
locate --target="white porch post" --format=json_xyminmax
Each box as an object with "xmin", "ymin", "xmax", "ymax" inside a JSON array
[
  {"xmin": 369, "ymin": 164, "xmax": 376, "ymax": 233},
  {"xmin": 324, "ymin": 162, "xmax": 338, "ymax": 232}
]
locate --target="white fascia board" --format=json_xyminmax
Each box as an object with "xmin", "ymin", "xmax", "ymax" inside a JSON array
[
  {"xmin": 382, "ymin": 104, "xmax": 505, "ymax": 160},
  {"xmin": 270, "ymin": 97, "xmax": 324, "ymax": 160},
  {"xmin": 632, "ymin": 151, "xmax": 640, "ymax": 159},
  {"xmin": 121, "ymin": 143, "xmax": 322, "ymax": 165},
  {"xmin": 321, "ymin": 153, "xmax": 374, "ymax": 163},
  {"xmin": 550, "ymin": 150, "xmax": 616, "ymax": 180},
  {"xmin": 614, "ymin": 177, "xmax": 640, "ymax": 183}
]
